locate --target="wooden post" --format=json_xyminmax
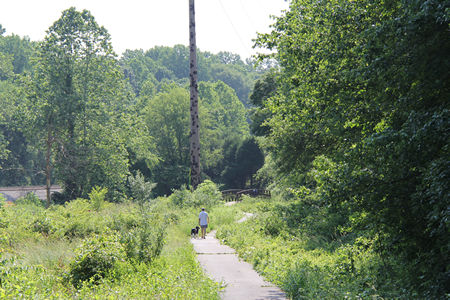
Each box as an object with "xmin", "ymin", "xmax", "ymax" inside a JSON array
[{"xmin": 189, "ymin": 0, "xmax": 201, "ymax": 190}]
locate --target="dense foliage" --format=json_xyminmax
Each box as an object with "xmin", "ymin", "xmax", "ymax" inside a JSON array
[
  {"xmin": 0, "ymin": 1, "xmax": 448, "ymax": 297},
  {"xmin": 0, "ymin": 7, "xmax": 263, "ymax": 196},
  {"xmin": 253, "ymin": 0, "xmax": 449, "ymax": 297},
  {"xmin": 215, "ymin": 196, "xmax": 422, "ymax": 299},
  {"xmin": 0, "ymin": 185, "xmax": 222, "ymax": 298}
]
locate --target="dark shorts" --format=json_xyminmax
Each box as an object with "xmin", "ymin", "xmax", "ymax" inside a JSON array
[{"xmin": 200, "ymin": 225, "xmax": 208, "ymax": 229}]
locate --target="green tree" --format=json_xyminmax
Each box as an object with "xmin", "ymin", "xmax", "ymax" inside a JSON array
[
  {"xmin": 0, "ymin": 55, "xmax": 14, "ymax": 161},
  {"xmin": 221, "ymin": 137, "xmax": 264, "ymax": 189},
  {"xmin": 140, "ymin": 81, "xmax": 250, "ymax": 195},
  {"xmin": 0, "ymin": 33, "xmax": 42, "ymax": 185},
  {"xmin": 249, "ymin": 71, "xmax": 277, "ymax": 136},
  {"xmin": 0, "ymin": 52, "xmax": 14, "ymax": 81},
  {"xmin": 198, "ymin": 81, "xmax": 249, "ymax": 180},
  {"xmin": 0, "ymin": 34, "xmax": 35, "ymax": 74},
  {"xmin": 143, "ymin": 86, "xmax": 190, "ymax": 195},
  {"xmin": 119, "ymin": 45, "xmax": 258, "ymax": 109},
  {"xmin": 256, "ymin": 0, "xmax": 449, "ymax": 295},
  {"xmin": 26, "ymin": 7, "xmax": 144, "ymax": 203},
  {"xmin": 146, "ymin": 45, "xmax": 190, "ymax": 79},
  {"xmin": 209, "ymin": 63, "xmax": 253, "ymax": 107},
  {"xmin": 120, "ymin": 49, "xmax": 163, "ymax": 96},
  {"xmin": 0, "ymin": 80, "xmax": 46, "ymax": 186}
]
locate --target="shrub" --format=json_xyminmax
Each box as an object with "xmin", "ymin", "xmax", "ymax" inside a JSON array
[
  {"xmin": 190, "ymin": 180, "xmax": 222, "ymax": 208},
  {"xmin": 69, "ymin": 232, "xmax": 126, "ymax": 288},
  {"xmin": 108, "ymin": 209, "xmax": 141, "ymax": 232},
  {"xmin": 60, "ymin": 198, "xmax": 105, "ymax": 239},
  {"xmin": 29, "ymin": 214, "xmax": 55, "ymax": 236},
  {"xmin": 122, "ymin": 225, "xmax": 165, "ymax": 264},
  {"xmin": 169, "ymin": 180, "xmax": 222, "ymax": 208},
  {"xmin": 0, "ymin": 194, "xmax": 5, "ymax": 208},
  {"xmin": 88, "ymin": 186, "xmax": 108, "ymax": 211},
  {"xmin": 169, "ymin": 186, "xmax": 190, "ymax": 207},
  {"xmin": 259, "ymin": 212, "xmax": 285, "ymax": 236},
  {"xmin": 128, "ymin": 171, "xmax": 156, "ymax": 205},
  {"xmin": 15, "ymin": 192, "xmax": 44, "ymax": 207}
]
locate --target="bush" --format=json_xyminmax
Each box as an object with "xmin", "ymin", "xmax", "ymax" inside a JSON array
[
  {"xmin": 61, "ymin": 198, "xmax": 105, "ymax": 239},
  {"xmin": 177, "ymin": 180, "xmax": 222, "ymax": 208},
  {"xmin": 169, "ymin": 180, "xmax": 221, "ymax": 208},
  {"xmin": 29, "ymin": 214, "xmax": 56, "ymax": 236},
  {"xmin": 121, "ymin": 222, "xmax": 165, "ymax": 264},
  {"xmin": 169, "ymin": 186, "xmax": 190, "ymax": 207},
  {"xmin": 15, "ymin": 192, "xmax": 44, "ymax": 207},
  {"xmin": 259, "ymin": 212, "xmax": 285, "ymax": 236},
  {"xmin": 108, "ymin": 208, "xmax": 141, "ymax": 232},
  {"xmin": 69, "ymin": 232, "xmax": 126, "ymax": 288},
  {"xmin": 0, "ymin": 194, "xmax": 5, "ymax": 208},
  {"xmin": 128, "ymin": 171, "xmax": 156, "ymax": 205},
  {"xmin": 88, "ymin": 186, "xmax": 108, "ymax": 211},
  {"xmin": 0, "ymin": 198, "xmax": 218, "ymax": 298}
]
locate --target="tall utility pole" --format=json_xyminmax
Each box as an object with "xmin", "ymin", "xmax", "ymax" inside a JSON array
[{"xmin": 189, "ymin": 0, "xmax": 201, "ymax": 190}]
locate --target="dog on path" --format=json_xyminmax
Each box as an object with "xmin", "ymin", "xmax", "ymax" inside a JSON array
[{"xmin": 191, "ymin": 226, "xmax": 200, "ymax": 238}]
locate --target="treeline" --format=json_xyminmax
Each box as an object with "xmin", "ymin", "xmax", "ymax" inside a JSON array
[
  {"xmin": 249, "ymin": 0, "xmax": 449, "ymax": 297},
  {"xmin": 1, "ymin": 1, "xmax": 448, "ymax": 296},
  {"xmin": 0, "ymin": 8, "xmax": 265, "ymax": 199}
]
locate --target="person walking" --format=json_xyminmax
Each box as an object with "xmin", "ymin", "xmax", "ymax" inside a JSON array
[{"xmin": 198, "ymin": 208, "xmax": 209, "ymax": 239}]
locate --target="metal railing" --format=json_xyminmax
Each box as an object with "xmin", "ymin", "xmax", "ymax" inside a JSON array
[{"xmin": 221, "ymin": 189, "xmax": 271, "ymax": 202}]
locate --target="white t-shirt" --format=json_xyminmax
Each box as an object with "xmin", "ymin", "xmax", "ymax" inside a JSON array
[{"xmin": 199, "ymin": 211, "xmax": 209, "ymax": 226}]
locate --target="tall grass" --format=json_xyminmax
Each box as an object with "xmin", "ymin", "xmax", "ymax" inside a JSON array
[{"xmin": 0, "ymin": 192, "xmax": 220, "ymax": 299}]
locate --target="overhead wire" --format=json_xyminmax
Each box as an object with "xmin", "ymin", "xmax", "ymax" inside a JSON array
[
  {"xmin": 216, "ymin": 0, "xmax": 252, "ymax": 58},
  {"xmin": 238, "ymin": 0, "xmax": 261, "ymax": 55},
  {"xmin": 239, "ymin": 0, "xmax": 257, "ymax": 32}
]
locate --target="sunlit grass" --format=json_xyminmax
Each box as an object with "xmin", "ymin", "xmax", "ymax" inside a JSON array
[
  {"xmin": 15, "ymin": 238, "xmax": 79, "ymax": 270},
  {"xmin": 0, "ymin": 194, "xmax": 222, "ymax": 299}
]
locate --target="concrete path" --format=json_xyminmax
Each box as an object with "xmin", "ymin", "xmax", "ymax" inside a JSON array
[{"xmin": 191, "ymin": 230, "xmax": 286, "ymax": 300}]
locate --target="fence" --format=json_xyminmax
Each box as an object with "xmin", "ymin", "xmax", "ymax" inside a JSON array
[{"xmin": 221, "ymin": 189, "xmax": 271, "ymax": 202}]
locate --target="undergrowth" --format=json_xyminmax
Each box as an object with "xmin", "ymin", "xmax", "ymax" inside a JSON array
[
  {"xmin": 0, "ymin": 187, "xmax": 221, "ymax": 299},
  {"xmin": 215, "ymin": 195, "xmax": 424, "ymax": 299}
]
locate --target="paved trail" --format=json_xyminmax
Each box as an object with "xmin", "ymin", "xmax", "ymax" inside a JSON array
[{"xmin": 191, "ymin": 213, "xmax": 286, "ymax": 300}]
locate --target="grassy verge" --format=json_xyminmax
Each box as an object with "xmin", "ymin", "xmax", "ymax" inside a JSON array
[
  {"xmin": 0, "ymin": 194, "xmax": 220, "ymax": 299},
  {"xmin": 213, "ymin": 196, "xmax": 416, "ymax": 299}
]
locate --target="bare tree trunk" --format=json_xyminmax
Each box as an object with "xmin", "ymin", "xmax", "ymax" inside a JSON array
[
  {"xmin": 45, "ymin": 128, "xmax": 53, "ymax": 207},
  {"xmin": 189, "ymin": 0, "xmax": 201, "ymax": 190}
]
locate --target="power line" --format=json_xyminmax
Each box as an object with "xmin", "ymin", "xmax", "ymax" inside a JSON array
[
  {"xmin": 239, "ymin": 0, "xmax": 257, "ymax": 32},
  {"xmin": 217, "ymin": 0, "xmax": 252, "ymax": 58}
]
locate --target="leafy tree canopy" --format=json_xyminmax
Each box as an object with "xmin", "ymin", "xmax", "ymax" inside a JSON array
[{"xmin": 255, "ymin": 0, "xmax": 449, "ymax": 295}]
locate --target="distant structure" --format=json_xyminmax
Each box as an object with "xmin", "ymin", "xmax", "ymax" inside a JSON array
[{"xmin": 0, "ymin": 186, "xmax": 62, "ymax": 201}]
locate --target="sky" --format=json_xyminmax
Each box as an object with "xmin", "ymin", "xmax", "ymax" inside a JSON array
[{"xmin": 0, "ymin": 0, "xmax": 289, "ymax": 59}]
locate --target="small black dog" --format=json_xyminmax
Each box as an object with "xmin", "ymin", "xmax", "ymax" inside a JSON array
[{"xmin": 191, "ymin": 226, "xmax": 200, "ymax": 238}]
